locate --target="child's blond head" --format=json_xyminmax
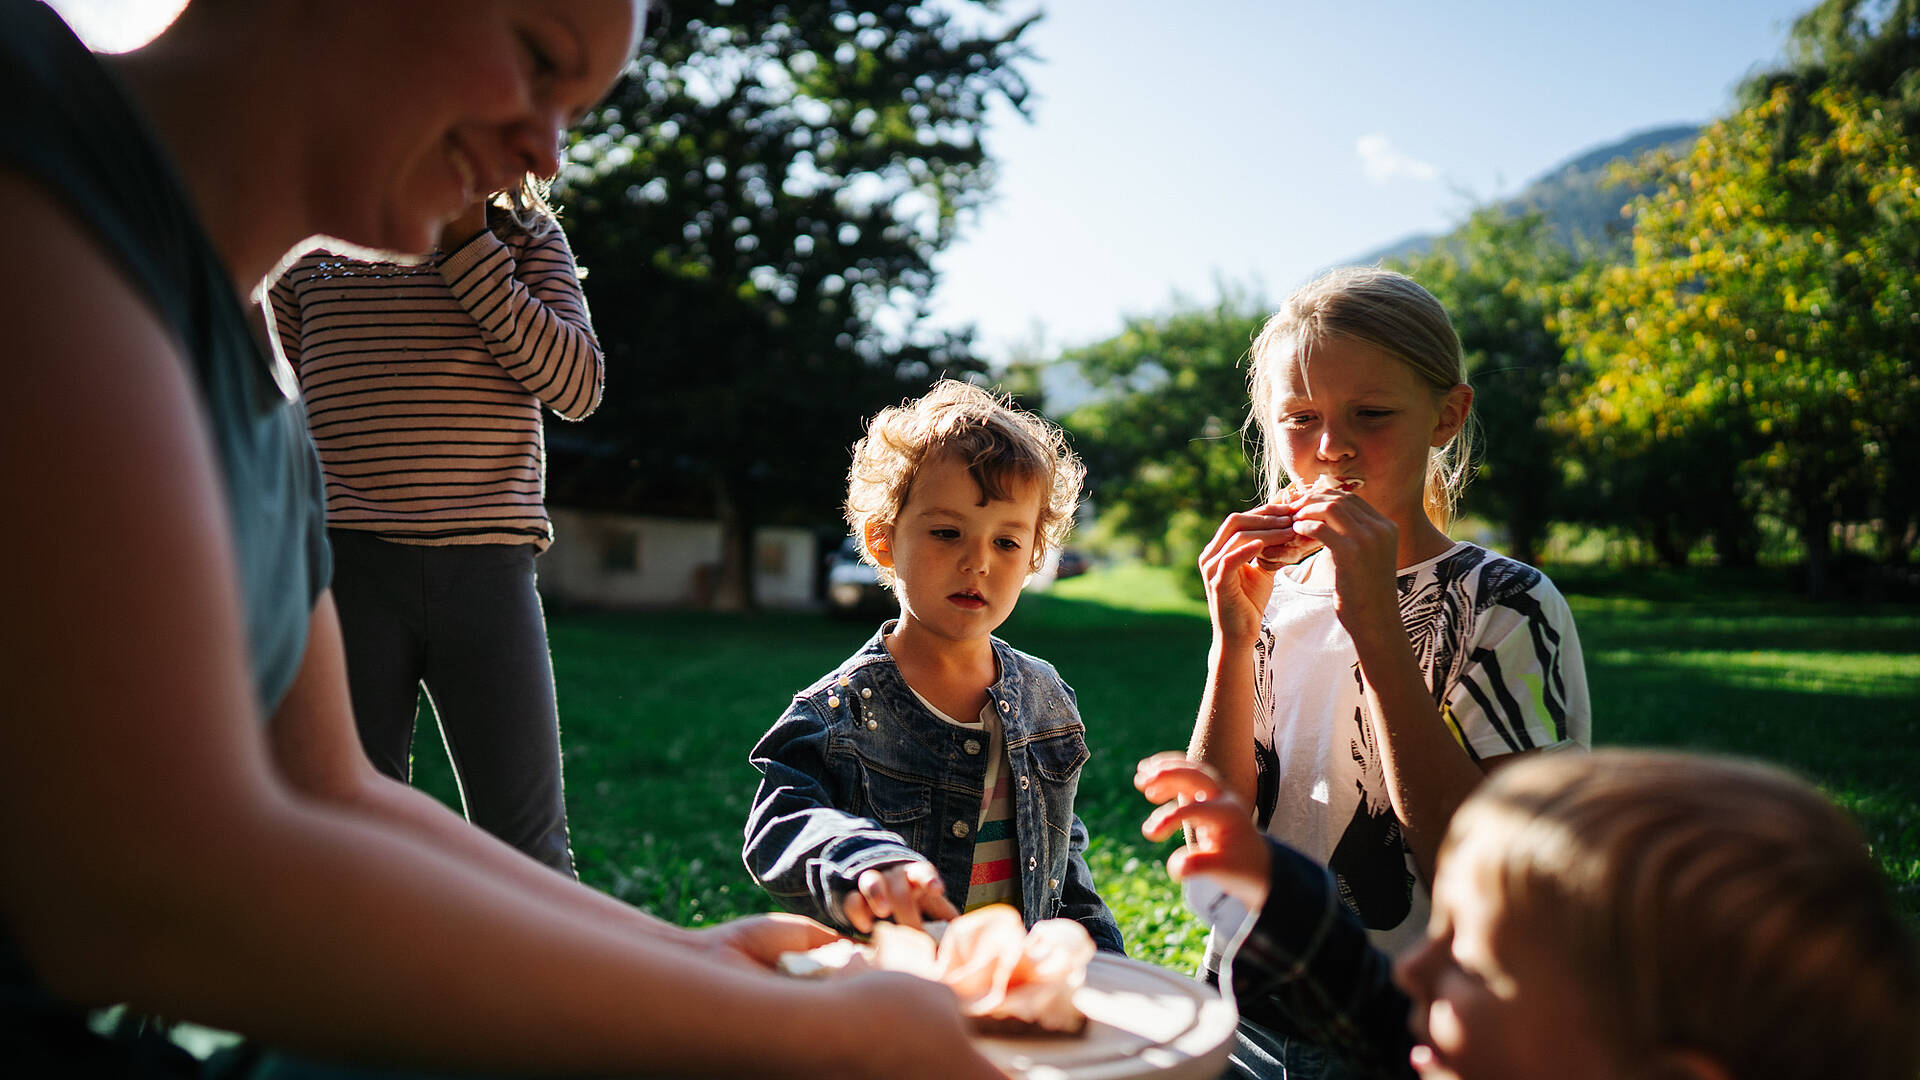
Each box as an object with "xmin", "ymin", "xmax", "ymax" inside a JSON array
[
  {"xmin": 845, "ymin": 380, "xmax": 1084, "ymax": 582},
  {"xmin": 1248, "ymin": 266, "xmax": 1473, "ymax": 527},
  {"xmin": 1443, "ymin": 749, "xmax": 1920, "ymax": 1080}
]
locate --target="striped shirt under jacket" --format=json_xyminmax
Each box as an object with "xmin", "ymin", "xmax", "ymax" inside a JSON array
[{"xmin": 269, "ymin": 221, "xmax": 603, "ymax": 550}]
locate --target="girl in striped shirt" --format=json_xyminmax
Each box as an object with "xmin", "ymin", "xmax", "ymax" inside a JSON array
[{"xmin": 269, "ymin": 177, "xmax": 602, "ymax": 874}]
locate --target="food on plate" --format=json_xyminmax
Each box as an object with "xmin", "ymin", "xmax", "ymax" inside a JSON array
[
  {"xmin": 777, "ymin": 904, "xmax": 1095, "ymax": 1036},
  {"xmin": 1255, "ymin": 474, "xmax": 1364, "ymax": 569}
]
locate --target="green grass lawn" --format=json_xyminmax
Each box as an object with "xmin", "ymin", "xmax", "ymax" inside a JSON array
[{"xmin": 407, "ymin": 563, "xmax": 1920, "ymax": 971}]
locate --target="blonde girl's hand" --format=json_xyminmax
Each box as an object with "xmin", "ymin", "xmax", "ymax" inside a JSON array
[
  {"xmin": 1135, "ymin": 752, "xmax": 1272, "ymax": 910},
  {"xmin": 844, "ymin": 859, "xmax": 960, "ymax": 934},
  {"xmin": 1198, "ymin": 502, "xmax": 1303, "ymax": 647},
  {"xmin": 1288, "ymin": 486, "xmax": 1402, "ymax": 629}
]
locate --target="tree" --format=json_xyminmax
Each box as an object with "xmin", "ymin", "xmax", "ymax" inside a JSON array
[
  {"xmin": 554, "ymin": 1, "xmax": 1033, "ymax": 608},
  {"xmin": 1556, "ymin": 77, "xmax": 1920, "ymax": 591},
  {"xmin": 1057, "ymin": 289, "xmax": 1268, "ymax": 593},
  {"xmin": 1390, "ymin": 210, "xmax": 1584, "ymax": 566}
]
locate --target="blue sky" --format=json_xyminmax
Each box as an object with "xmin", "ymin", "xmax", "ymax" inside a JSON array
[
  {"xmin": 58, "ymin": 0, "xmax": 1816, "ymax": 363},
  {"xmin": 930, "ymin": 0, "xmax": 1815, "ymax": 362}
]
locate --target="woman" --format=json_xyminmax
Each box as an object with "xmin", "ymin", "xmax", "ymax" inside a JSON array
[{"xmin": 0, "ymin": 1, "xmax": 997, "ymax": 1076}]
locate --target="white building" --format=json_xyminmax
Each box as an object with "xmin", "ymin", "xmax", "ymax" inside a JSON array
[{"xmin": 540, "ymin": 508, "xmax": 818, "ymax": 610}]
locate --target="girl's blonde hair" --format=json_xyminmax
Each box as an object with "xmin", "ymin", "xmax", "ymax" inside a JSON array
[
  {"xmin": 1445, "ymin": 750, "xmax": 1920, "ymax": 1080},
  {"xmin": 845, "ymin": 380, "xmax": 1084, "ymax": 583},
  {"xmin": 488, "ymin": 172, "xmax": 559, "ymax": 238},
  {"xmin": 1247, "ymin": 266, "xmax": 1473, "ymax": 528}
]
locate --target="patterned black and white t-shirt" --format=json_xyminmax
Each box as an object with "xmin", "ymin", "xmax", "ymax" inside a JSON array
[{"xmin": 1251, "ymin": 541, "xmax": 1589, "ymax": 958}]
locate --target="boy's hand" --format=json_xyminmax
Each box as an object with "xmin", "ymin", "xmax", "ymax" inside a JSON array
[
  {"xmin": 1136, "ymin": 752, "xmax": 1272, "ymax": 910},
  {"xmin": 844, "ymin": 859, "xmax": 960, "ymax": 933}
]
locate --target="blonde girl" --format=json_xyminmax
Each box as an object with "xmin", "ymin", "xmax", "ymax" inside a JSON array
[{"xmin": 1189, "ymin": 266, "xmax": 1590, "ymax": 976}]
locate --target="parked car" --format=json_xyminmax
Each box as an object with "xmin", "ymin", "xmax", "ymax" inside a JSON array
[
  {"xmin": 825, "ymin": 536, "xmax": 893, "ymax": 618},
  {"xmin": 1054, "ymin": 549, "xmax": 1089, "ymax": 579}
]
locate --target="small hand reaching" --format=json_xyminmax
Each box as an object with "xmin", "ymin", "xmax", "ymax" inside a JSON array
[
  {"xmin": 1135, "ymin": 752, "xmax": 1272, "ymax": 911},
  {"xmin": 844, "ymin": 859, "xmax": 960, "ymax": 933}
]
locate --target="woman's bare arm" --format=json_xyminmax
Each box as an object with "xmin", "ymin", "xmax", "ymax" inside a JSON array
[{"xmin": 0, "ymin": 180, "xmax": 999, "ymax": 1079}]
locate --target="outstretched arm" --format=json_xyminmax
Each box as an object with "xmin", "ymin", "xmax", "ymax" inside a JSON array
[
  {"xmin": 744, "ymin": 699, "xmax": 949, "ymax": 931},
  {"xmin": 1137, "ymin": 755, "xmax": 1414, "ymax": 1079},
  {"xmin": 0, "ymin": 181, "xmax": 999, "ymax": 1080}
]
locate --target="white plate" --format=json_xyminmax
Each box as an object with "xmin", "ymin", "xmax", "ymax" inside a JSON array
[{"xmin": 973, "ymin": 954, "xmax": 1237, "ymax": 1080}]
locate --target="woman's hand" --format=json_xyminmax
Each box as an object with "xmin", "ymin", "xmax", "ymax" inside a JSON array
[
  {"xmin": 844, "ymin": 859, "xmax": 960, "ymax": 933},
  {"xmin": 695, "ymin": 912, "xmax": 841, "ymax": 970},
  {"xmin": 1136, "ymin": 752, "xmax": 1272, "ymax": 910},
  {"xmin": 826, "ymin": 972, "xmax": 1008, "ymax": 1079},
  {"xmin": 1198, "ymin": 502, "xmax": 1301, "ymax": 647}
]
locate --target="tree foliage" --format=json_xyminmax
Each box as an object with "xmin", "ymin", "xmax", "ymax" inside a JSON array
[
  {"xmin": 1056, "ymin": 291, "xmax": 1268, "ymax": 590},
  {"xmin": 554, "ymin": 1, "xmax": 1033, "ymax": 606},
  {"xmin": 1390, "ymin": 210, "xmax": 1582, "ymax": 566},
  {"xmin": 1556, "ymin": 0, "xmax": 1920, "ymax": 588}
]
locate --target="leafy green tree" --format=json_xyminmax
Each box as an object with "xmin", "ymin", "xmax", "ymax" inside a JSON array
[
  {"xmin": 1390, "ymin": 210, "xmax": 1584, "ymax": 566},
  {"xmin": 555, "ymin": 1, "xmax": 1032, "ymax": 608},
  {"xmin": 1557, "ymin": 77, "xmax": 1920, "ymax": 591},
  {"xmin": 1058, "ymin": 290, "xmax": 1267, "ymax": 593}
]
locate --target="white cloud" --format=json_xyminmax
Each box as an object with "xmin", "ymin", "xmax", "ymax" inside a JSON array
[{"xmin": 1355, "ymin": 134, "xmax": 1439, "ymax": 185}]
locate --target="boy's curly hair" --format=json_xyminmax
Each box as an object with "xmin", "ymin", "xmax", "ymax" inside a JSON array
[{"xmin": 845, "ymin": 379, "xmax": 1084, "ymax": 584}]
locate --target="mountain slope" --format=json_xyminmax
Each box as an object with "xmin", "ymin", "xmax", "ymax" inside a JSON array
[{"xmin": 1356, "ymin": 123, "xmax": 1699, "ymax": 264}]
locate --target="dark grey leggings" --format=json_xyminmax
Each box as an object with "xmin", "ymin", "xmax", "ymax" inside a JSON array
[{"xmin": 327, "ymin": 530, "xmax": 574, "ymax": 875}]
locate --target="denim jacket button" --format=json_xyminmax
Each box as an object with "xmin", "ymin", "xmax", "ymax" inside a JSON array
[
  {"xmin": 866, "ymin": 719, "xmax": 878, "ymax": 730},
  {"xmin": 951, "ymin": 820, "xmax": 971, "ymax": 838},
  {"xmin": 1027, "ymin": 856, "xmax": 1038, "ymax": 870},
  {"xmin": 963, "ymin": 739, "xmax": 982, "ymax": 755},
  {"xmin": 827, "ymin": 695, "xmax": 840, "ymax": 708},
  {"xmin": 860, "ymin": 687, "xmax": 873, "ymax": 699},
  {"xmin": 1018, "ymin": 775, "xmax": 1030, "ymax": 790},
  {"xmin": 998, "ymin": 700, "xmax": 1010, "ymax": 713},
  {"xmin": 1049, "ymin": 878, "xmax": 1059, "ymax": 890}
]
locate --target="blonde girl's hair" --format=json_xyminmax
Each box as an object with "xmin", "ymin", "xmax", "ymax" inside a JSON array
[
  {"xmin": 487, "ymin": 172, "xmax": 559, "ymax": 238},
  {"xmin": 1246, "ymin": 266, "xmax": 1473, "ymax": 528},
  {"xmin": 845, "ymin": 379, "xmax": 1085, "ymax": 584},
  {"xmin": 1443, "ymin": 750, "xmax": 1920, "ymax": 1080}
]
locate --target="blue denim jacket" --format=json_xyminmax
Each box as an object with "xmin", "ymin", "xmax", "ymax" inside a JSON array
[{"xmin": 744, "ymin": 623, "xmax": 1125, "ymax": 954}]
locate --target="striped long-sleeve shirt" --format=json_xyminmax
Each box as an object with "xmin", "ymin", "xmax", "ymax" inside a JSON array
[{"xmin": 268, "ymin": 219, "xmax": 603, "ymax": 549}]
